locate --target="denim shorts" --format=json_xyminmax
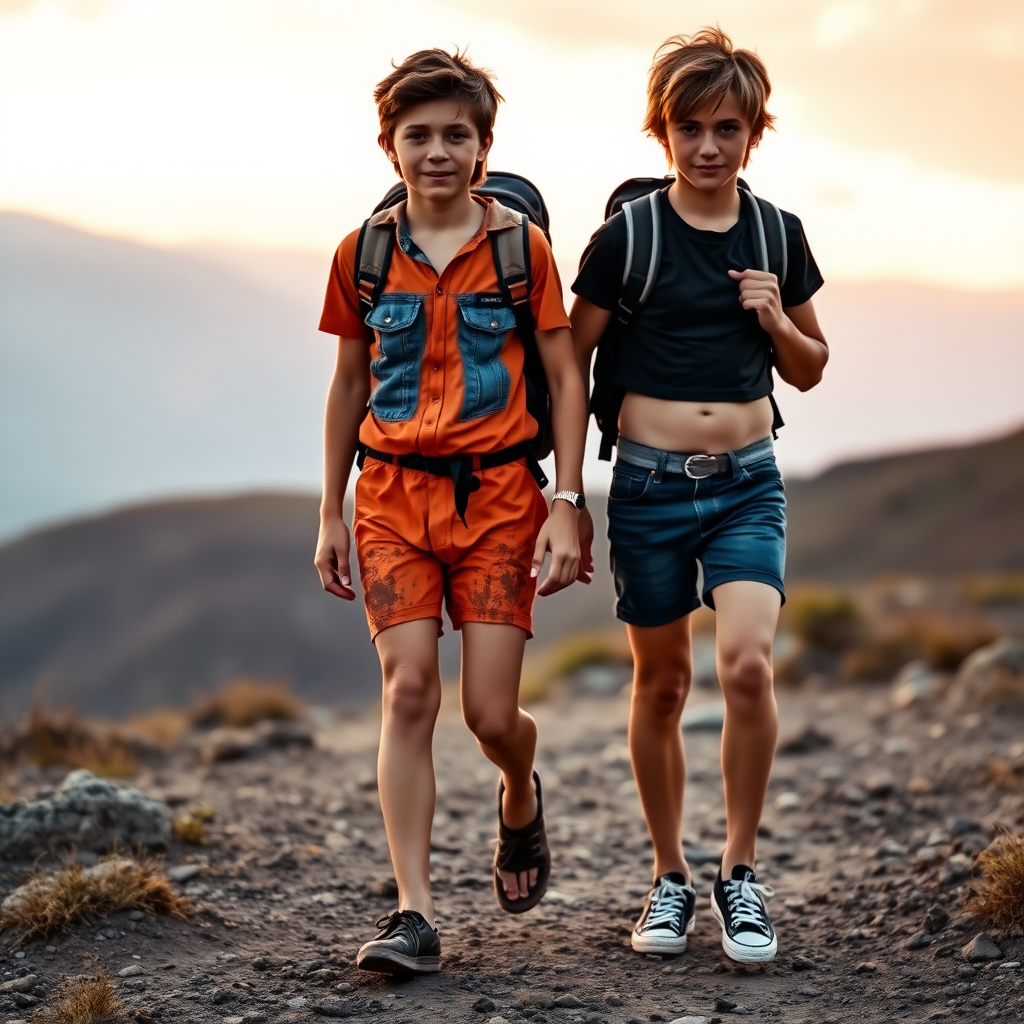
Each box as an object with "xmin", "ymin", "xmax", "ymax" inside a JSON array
[{"xmin": 607, "ymin": 437, "xmax": 786, "ymax": 626}]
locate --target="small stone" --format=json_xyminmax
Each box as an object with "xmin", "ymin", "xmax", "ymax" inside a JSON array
[
  {"xmin": 286, "ymin": 996, "xmax": 308, "ymax": 1009},
  {"xmin": 0, "ymin": 975, "xmax": 37, "ymax": 993},
  {"xmin": 905, "ymin": 932, "xmax": 934, "ymax": 950},
  {"xmin": 509, "ymin": 962, "xmax": 529, "ymax": 976},
  {"xmin": 368, "ymin": 877, "xmax": 399, "ymax": 899},
  {"xmin": 791, "ymin": 954, "xmax": 815, "ymax": 971},
  {"xmin": 998, "ymin": 961, "xmax": 1021, "ymax": 969},
  {"xmin": 12, "ymin": 993, "xmax": 40, "ymax": 1008},
  {"xmin": 774, "ymin": 791, "xmax": 801, "ymax": 811},
  {"xmin": 942, "ymin": 854, "xmax": 973, "ymax": 886},
  {"xmin": 223, "ymin": 1018, "xmax": 245, "ymax": 1024},
  {"xmin": 128, "ymin": 910, "xmax": 146, "ymax": 921},
  {"xmin": 914, "ymin": 846, "xmax": 942, "ymax": 866},
  {"xmin": 962, "ymin": 932, "xmax": 1002, "ymax": 962},
  {"xmin": 554, "ymin": 994, "xmax": 584, "ymax": 1008},
  {"xmin": 168, "ymin": 864, "xmax": 202, "ymax": 883},
  {"xmin": 816, "ymin": 764, "xmax": 843, "ymax": 782},
  {"xmin": 882, "ymin": 736, "xmax": 910, "ymax": 755},
  {"xmin": 925, "ymin": 904, "xmax": 950, "ymax": 933},
  {"xmin": 713, "ymin": 998, "xmax": 737, "ymax": 1012},
  {"xmin": 838, "ymin": 784, "xmax": 868, "ymax": 805},
  {"xmin": 251, "ymin": 956, "xmax": 271, "ymax": 971},
  {"xmin": 892, "ymin": 660, "xmax": 940, "ymax": 709},
  {"xmin": 211, "ymin": 988, "xmax": 234, "ymax": 1005},
  {"xmin": 485, "ymin": 1019, "xmax": 511, "ymax": 1024},
  {"xmin": 473, "ymin": 996, "xmax": 497, "ymax": 1013},
  {"xmin": 117, "ymin": 965, "xmax": 143, "ymax": 978},
  {"xmin": 876, "ymin": 839, "xmax": 908, "ymax": 858},
  {"xmin": 682, "ymin": 704, "xmax": 726, "ymax": 732},
  {"xmin": 949, "ymin": 817, "xmax": 982, "ymax": 837},
  {"xmin": 605, "ymin": 992, "xmax": 625, "ymax": 1006},
  {"xmin": 853, "ymin": 961, "xmax": 878, "ymax": 973},
  {"xmin": 865, "ymin": 772, "xmax": 896, "ymax": 798},
  {"xmin": 778, "ymin": 724, "xmax": 833, "ymax": 754},
  {"xmin": 667, "ymin": 1018, "xmax": 709, "ymax": 1024},
  {"xmin": 313, "ymin": 1000, "xmax": 356, "ymax": 1018},
  {"xmin": 311, "ymin": 892, "xmax": 339, "ymax": 907}
]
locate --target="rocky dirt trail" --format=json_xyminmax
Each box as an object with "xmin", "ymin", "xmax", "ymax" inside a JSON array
[{"xmin": 2, "ymin": 683, "xmax": 1023, "ymax": 1024}]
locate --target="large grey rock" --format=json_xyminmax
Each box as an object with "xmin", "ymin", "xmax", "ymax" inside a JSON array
[
  {"xmin": 0, "ymin": 770, "xmax": 171, "ymax": 859},
  {"xmin": 947, "ymin": 638, "xmax": 1024, "ymax": 710}
]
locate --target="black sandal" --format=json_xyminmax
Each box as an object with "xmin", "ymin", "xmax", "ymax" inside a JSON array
[{"xmin": 493, "ymin": 770, "xmax": 551, "ymax": 914}]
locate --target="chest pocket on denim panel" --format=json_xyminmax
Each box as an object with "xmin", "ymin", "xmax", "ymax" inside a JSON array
[
  {"xmin": 365, "ymin": 294, "xmax": 426, "ymax": 422},
  {"xmin": 456, "ymin": 295, "xmax": 516, "ymax": 420}
]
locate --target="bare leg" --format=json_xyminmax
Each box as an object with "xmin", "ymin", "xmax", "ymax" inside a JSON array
[
  {"xmin": 626, "ymin": 616, "xmax": 694, "ymax": 883},
  {"xmin": 460, "ymin": 622, "xmax": 538, "ymax": 902},
  {"xmin": 712, "ymin": 580, "xmax": 782, "ymax": 875},
  {"xmin": 373, "ymin": 618, "xmax": 443, "ymax": 927}
]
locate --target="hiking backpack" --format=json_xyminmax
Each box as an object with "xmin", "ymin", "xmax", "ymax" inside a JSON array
[
  {"xmin": 589, "ymin": 176, "xmax": 789, "ymax": 460},
  {"xmin": 355, "ymin": 172, "xmax": 555, "ymax": 460}
]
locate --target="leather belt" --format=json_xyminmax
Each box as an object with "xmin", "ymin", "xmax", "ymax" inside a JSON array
[
  {"xmin": 616, "ymin": 436, "xmax": 774, "ymax": 481},
  {"xmin": 356, "ymin": 441, "xmax": 548, "ymax": 527}
]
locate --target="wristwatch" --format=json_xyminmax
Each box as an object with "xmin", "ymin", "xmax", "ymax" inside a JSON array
[{"xmin": 552, "ymin": 490, "xmax": 586, "ymax": 510}]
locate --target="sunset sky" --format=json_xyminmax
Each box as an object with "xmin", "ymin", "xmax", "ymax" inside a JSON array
[{"xmin": 2, "ymin": 0, "xmax": 1023, "ymax": 289}]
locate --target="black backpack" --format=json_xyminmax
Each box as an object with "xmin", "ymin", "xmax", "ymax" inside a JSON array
[
  {"xmin": 589, "ymin": 176, "xmax": 789, "ymax": 460},
  {"xmin": 355, "ymin": 172, "xmax": 555, "ymax": 460}
]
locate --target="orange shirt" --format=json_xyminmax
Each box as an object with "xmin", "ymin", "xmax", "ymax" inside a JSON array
[{"xmin": 319, "ymin": 197, "xmax": 569, "ymax": 457}]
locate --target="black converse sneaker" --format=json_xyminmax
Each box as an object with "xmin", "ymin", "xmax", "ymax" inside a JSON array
[
  {"xmin": 356, "ymin": 910, "xmax": 440, "ymax": 974},
  {"xmin": 631, "ymin": 871, "xmax": 697, "ymax": 954},
  {"xmin": 711, "ymin": 864, "xmax": 777, "ymax": 963}
]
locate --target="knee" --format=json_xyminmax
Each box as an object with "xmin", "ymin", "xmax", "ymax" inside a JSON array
[
  {"xmin": 719, "ymin": 649, "xmax": 773, "ymax": 713},
  {"xmin": 381, "ymin": 670, "xmax": 440, "ymax": 727},
  {"xmin": 632, "ymin": 658, "xmax": 692, "ymax": 720},
  {"xmin": 464, "ymin": 707, "xmax": 519, "ymax": 749}
]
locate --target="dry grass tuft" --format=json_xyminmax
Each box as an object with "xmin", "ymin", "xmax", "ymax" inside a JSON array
[
  {"xmin": 782, "ymin": 587, "xmax": 860, "ymax": 650},
  {"xmin": 124, "ymin": 709, "xmax": 189, "ymax": 752},
  {"xmin": 980, "ymin": 758, "xmax": 1024, "ymax": 790},
  {"xmin": 32, "ymin": 969, "xmax": 125, "ymax": 1023},
  {"xmin": 0, "ymin": 856, "xmax": 189, "ymax": 943},
  {"xmin": 964, "ymin": 573, "xmax": 1024, "ymax": 607},
  {"xmin": 0, "ymin": 702, "xmax": 139, "ymax": 778},
  {"xmin": 189, "ymin": 678, "xmax": 301, "ymax": 729},
  {"xmin": 173, "ymin": 804, "xmax": 214, "ymax": 844},
  {"xmin": 966, "ymin": 830, "xmax": 1024, "ymax": 932}
]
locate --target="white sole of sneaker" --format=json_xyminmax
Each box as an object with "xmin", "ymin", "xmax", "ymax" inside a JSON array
[
  {"xmin": 630, "ymin": 913, "xmax": 695, "ymax": 954},
  {"xmin": 356, "ymin": 948, "xmax": 440, "ymax": 974},
  {"xmin": 710, "ymin": 894, "xmax": 777, "ymax": 963}
]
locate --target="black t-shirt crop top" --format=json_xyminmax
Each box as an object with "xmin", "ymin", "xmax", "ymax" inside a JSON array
[{"xmin": 571, "ymin": 189, "xmax": 824, "ymax": 403}]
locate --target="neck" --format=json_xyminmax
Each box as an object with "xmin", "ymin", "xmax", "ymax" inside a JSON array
[
  {"xmin": 405, "ymin": 187, "xmax": 479, "ymax": 232},
  {"xmin": 667, "ymin": 172, "xmax": 741, "ymax": 223}
]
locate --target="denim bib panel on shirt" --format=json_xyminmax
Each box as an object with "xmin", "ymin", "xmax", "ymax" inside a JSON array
[
  {"xmin": 365, "ymin": 294, "xmax": 427, "ymax": 422},
  {"xmin": 455, "ymin": 294, "xmax": 515, "ymax": 421}
]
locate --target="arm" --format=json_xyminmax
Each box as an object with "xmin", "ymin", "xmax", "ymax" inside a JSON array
[
  {"xmin": 532, "ymin": 325, "xmax": 590, "ymax": 594},
  {"xmin": 570, "ymin": 295, "xmax": 613, "ymax": 397},
  {"xmin": 727, "ymin": 269, "xmax": 828, "ymax": 391},
  {"xmin": 313, "ymin": 337, "xmax": 371, "ymax": 600}
]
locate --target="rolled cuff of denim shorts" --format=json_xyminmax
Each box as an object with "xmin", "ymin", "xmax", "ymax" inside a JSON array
[{"xmin": 701, "ymin": 569, "xmax": 786, "ymax": 610}]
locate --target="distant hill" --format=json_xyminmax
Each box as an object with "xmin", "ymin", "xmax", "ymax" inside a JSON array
[
  {"xmin": 786, "ymin": 425, "xmax": 1024, "ymax": 580},
  {"xmin": 2, "ymin": 426, "xmax": 1022, "ymax": 719},
  {"xmin": 0, "ymin": 493, "xmax": 621, "ymax": 720}
]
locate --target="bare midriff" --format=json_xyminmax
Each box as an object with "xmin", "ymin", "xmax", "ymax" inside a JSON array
[{"xmin": 618, "ymin": 393, "xmax": 774, "ymax": 455}]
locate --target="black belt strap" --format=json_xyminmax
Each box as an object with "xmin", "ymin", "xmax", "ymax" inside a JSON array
[{"xmin": 356, "ymin": 441, "xmax": 549, "ymax": 527}]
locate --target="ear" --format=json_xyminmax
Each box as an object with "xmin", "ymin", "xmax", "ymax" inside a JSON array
[
  {"xmin": 477, "ymin": 130, "xmax": 494, "ymax": 165},
  {"xmin": 378, "ymin": 132, "xmax": 397, "ymax": 164}
]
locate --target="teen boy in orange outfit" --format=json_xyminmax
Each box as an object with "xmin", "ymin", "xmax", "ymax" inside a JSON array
[
  {"xmin": 573, "ymin": 30, "xmax": 828, "ymax": 964},
  {"xmin": 315, "ymin": 49, "xmax": 589, "ymax": 975}
]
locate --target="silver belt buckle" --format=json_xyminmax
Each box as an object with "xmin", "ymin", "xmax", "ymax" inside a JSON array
[{"xmin": 684, "ymin": 454, "xmax": 719, "ymax": 479}]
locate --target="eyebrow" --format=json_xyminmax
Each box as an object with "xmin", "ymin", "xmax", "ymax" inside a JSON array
[
  {"xmin": 678, "ymin": 117, "xmax": 742, "ymax": 127},
  {"xmin": 402, "ymin": 122, "xmax": 472, "ymax": 131}
]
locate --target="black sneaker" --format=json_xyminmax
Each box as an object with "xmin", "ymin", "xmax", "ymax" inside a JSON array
[
  {"xmin": 631, "ymin": 871, "xmax": 697, "ymax": 954},
  {"xmin": 711, "ymin": 865, "xmax": 777, "ymax": 963},
  {"xmin": 356, "ymin": 910, "xmax": 440, "ymax": 974}
]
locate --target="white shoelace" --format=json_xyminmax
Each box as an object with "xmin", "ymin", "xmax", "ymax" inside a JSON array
[
  {"xmin": 724, "ymin": 877, "xmax": 774, "ymax": 933},
  {"xmin": 644, "ymin": 881, "xmax": 692, "ymax": 931}
]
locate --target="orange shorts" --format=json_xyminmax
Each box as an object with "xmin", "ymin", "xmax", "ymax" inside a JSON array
[{"xmin": 353, "ymin": 457, "xmax": 549, "ymax": 639}]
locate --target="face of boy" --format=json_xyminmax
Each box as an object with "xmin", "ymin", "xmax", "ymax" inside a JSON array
[
  {"xmin": 381, "ymin": 100, "xmax": 492, "ymax": 204},
  {"xmin": 665, "ymin": 91, "xmax": 754, "ymax": 192}
]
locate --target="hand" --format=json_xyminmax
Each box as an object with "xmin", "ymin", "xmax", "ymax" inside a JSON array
[
  {"xmin": 728, "ymin": 268, "xmax": 786, "ymax": 336},
  {"xmin": 531, "ymin": 502, "xmax": 580, "ymax": 597},
  {"xmin": 576, "ymin": 506, "xmax": 595, "ymax": 585},
  {"xmin": 314, "ymin": 515, "xmax": 357, "ymax": 601}
]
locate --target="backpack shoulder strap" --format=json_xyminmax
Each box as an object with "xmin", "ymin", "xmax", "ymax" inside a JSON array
[
  {"xmin": 355, "ymin": 209, "xmax": 396, "ymax": 314},
  {"xmin": 491, "ymin": 211, "xmax": 536, "ymax": 339},
  {"xmin": 616, "ymin": 187, "xmax": 665, "ymax": 324},
  {"xmin": 740, "ymin": 191, "xmax": 787, "ymax": 288}
]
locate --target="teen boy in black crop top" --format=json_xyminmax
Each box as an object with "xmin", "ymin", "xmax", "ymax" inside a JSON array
[{"xmin": 572, "ymin": 29, "xmax": 828, "ymax": 964}]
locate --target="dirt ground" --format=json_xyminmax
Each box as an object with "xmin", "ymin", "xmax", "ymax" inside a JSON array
[{"xmin": 2, "ymin": 682, "xmax": 1023, "ymax": 1024}]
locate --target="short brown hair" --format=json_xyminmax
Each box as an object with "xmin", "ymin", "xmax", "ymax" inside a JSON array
[
  {"xmin": 644, "ymin": 27, "xmax": 775, "ymax": 167},
  {"xmin": 374, "ymin": 49, "xmax": 503, "ymax": 185}
]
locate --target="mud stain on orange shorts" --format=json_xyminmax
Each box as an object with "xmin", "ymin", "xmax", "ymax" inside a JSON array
[
  {"xmin": 360, "ymin": 545, "xmax": 405, "ymax": 622},
  {"xmin": 466, "ymin": 537, "xmax": 533, "ymax": 623}
]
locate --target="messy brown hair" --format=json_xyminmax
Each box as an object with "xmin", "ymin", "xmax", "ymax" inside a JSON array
[
  {"xmin": 644, "ymin": 27, "xmax": 775, "ymax": 168},
  {"xmin": 375, "ymin": 48, "xmax": 503, "ymax": 185}
]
